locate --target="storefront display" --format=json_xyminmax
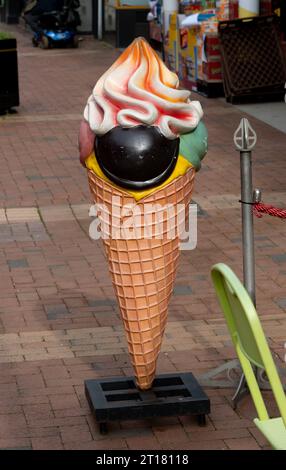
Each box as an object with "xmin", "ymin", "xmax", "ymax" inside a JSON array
[
  {"xmin": 148, "ymin": 0, "xmax": 285, "ymax": 97},
  {"xmin": 164, "ymin": 11, "xmax": 180, "ymax": 71},
  {"xmin": 179, "ymin": 24, "xmax": 199, "ymax": 88}
]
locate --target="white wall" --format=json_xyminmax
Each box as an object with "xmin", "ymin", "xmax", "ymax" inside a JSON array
[{"xmin": 105, "ymin": 0, "xmax": 116, "ymax": 32}]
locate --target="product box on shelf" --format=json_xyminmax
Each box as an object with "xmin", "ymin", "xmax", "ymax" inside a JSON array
[
  {"xmin": 196, "ymin": 18, "xmax": 223, "ymax": 83},
  {"xmin": 179, "ymin": 0, "xmax": 203, "ymax": 15},
  {"xmin": 216, "ymin": 0, "xmax": 239, "ymax": 20},
  {"xmin": 168, "ymin": 5, "xmax": 232, "ymax": 95},
  {"xmin": 178, "ymin": 24, "xmax": 199, "ymax": 89},
  {"xmin": 149, "ymin": 20, "xmax": 163, "ymax": 42},
  {"xmin": 178, "ymin": 14, "xmax": 224, "ymax": 88},
  {"xmin": 204, "ymin": 34, "xmax": 220, "ymax": 58},
  {"xmin": 202, "ymin": 59, "xmax": 222, "ymax": 80},
  {"xmin": 164, "ymin": 12, "xmax": 184, "ymax": 73}
]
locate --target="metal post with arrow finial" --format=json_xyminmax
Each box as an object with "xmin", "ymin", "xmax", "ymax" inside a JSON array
[
  {"xmin": 199, "ymin": 117, "xmax": 286, "ymax": 405},
  {"xmin": 199, "ymin": 117, "xmax": 261, "ymax": 407},
  {"xmin": 232, "ymin": 118, "xmax": 260, "ymax": 407},
  {"xmin": 234, "ymin": 117, "xmax": 258, "ymax": 306}
]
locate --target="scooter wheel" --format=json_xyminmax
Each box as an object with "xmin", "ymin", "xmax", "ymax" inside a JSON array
[
  {"xmin": 72, "ymin": 36, "xmax": 79, "ymax": 48},
  {"xmin": 39, "ymin": 36, "xmax": 50, "ymax": 49}
]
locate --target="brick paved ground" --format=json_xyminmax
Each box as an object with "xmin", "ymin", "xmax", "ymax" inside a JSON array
[{"xmin": 0, "ymin": 24, "xmax": 286, "ymax": 450}]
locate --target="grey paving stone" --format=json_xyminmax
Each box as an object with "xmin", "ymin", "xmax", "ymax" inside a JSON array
[
  {"xmin": 173, "ymin": 285, "xmax": 193, "ymax": 295},
  {"xmin": 27, "ymin": 175, "xmax": 44, "ymax": 181},
  {"xmin": 192, "ymin": 200, "xmax": 208, "ymax": 217},
  {"xmin": 231, "ymin": 237, "xmax": 242, "ymax": 243},
  {"xmin": 41, "ymin": 136, "xmax": 58, "ymax": 142},
  {"xmin": 88, "ymin": 299, "xmax": 117, "ymax": 307},
  {"xmin": 271, "ymin": 254, "xmax": 286, "ymax": 264},
  {"xmin": 7, "ymin": 259, "xmax": 29, "ymax": 268},
  {"xmin": 194, "ymin": 275, "xmax": 207, "ymax": 281},
  {"xmin": 35, "ymin": 190, "xmax": 53, "ymax": 196},
  {"xmin": 32, "ymin": 233, "xmax": 50, "ymax": 241},
  {"xmin": 28, "ymin": 175, "xmax": 70, "ymax": 181},
  {"xmin": 22, "ymin": 247, "xmax": 42, "ymax": 253},
  {"xmin": 45, "ymin": 304, "xmax": 69, "ymax": 320},
  {"xmin": 59, "ymin": 156, "xmax": 75, "ymax": 161},
  {"xmin": 276, "ymin": 298, "xmax": 286, "ymax": 308},
  {"xmin": 48, "ymin": 264, "xmax": 67, "ymax": 269}
]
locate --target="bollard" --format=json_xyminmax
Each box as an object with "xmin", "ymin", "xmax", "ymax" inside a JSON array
[
  {"xmin": 200, "ymin": 118, "xmax": 286, "ymax": 399},
  {"xmin": 234, "ymin": 118, "xmax": 257, "ymax": 305},
  {"xmin": 199, "ymin": 118, "xmax": 258, "ymax": 405}
]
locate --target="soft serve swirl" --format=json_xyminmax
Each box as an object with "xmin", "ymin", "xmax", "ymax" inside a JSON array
[{"xmin": 84, "ymin": 37, "xmax": 203, "ymax": 140}]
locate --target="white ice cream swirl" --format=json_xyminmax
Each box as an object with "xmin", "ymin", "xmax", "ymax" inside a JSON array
[{"xmin": 84, "ymin": 37, "xmax": 203, "ymax": 140}]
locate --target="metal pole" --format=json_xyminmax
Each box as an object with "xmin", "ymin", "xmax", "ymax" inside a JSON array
[
  {"xmin": 232, "ymin": 118, "xmax": 257, "ymax": 408},
  {"xmin": 234, "ymin": 118, "xmax": 257, "ymax": 304},
  {"xmin": 98, "ymin": 0, "xmax": 103, "ymax": 40},
  {"xmin": 199, "ymin": 118, "xmax": 286, "ymax": 397},
  {"xmin": 240, "ymin": 150, "xmax": 256, "ymax": 304}
]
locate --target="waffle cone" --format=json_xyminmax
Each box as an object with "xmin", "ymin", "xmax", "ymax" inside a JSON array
[{"xmin": 88, "ymin": 168, "xmax": 195, "ymax": 389}]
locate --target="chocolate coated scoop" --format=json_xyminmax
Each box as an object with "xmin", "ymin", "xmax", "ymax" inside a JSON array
[{"xmin": 95, "ymin": 126, "xmax": 179, "ymax": 190}]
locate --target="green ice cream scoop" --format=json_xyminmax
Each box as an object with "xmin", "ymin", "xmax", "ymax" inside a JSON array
[{"xmin": 179, "ymin": 121, "xmax": 208, "ymax": 171}]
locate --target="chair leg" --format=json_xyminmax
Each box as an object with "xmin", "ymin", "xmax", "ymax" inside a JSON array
[{"xmin": 232, "ymin": 373, "xmax": 249, "ymax": 410}]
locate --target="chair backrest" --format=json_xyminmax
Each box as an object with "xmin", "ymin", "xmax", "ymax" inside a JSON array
[{"xmin": 211, "ymin": 263, "xmax": 286, "ymax": 425}]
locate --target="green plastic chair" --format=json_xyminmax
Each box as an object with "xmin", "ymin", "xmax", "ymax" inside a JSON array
[{"xmin": 211, "ymin": 263, "xmax": 286, "ymax": 450}]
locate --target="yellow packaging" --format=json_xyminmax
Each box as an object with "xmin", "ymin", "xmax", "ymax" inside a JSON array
[
  {"xmin": 178, "ymin": 25, "xmax": 199, "ymax": 88},
  {"xmin": 165, "ymin": 12, "xmax": 179, "ymax": 72}
]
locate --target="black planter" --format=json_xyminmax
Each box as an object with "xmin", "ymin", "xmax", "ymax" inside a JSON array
[{"xmin": 0, "ymin": 38, "xmax": 19, "ymax": 112}]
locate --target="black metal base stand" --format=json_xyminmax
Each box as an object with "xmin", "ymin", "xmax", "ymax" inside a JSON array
[{"xmin": 85, "ymin": 372, "xmax": 210, "ymax": 434}]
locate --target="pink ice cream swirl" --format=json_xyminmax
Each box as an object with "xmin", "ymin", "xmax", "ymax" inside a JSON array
[{"xmin": 83, "ymin": 37, "xmax": 203, "ymax": 141}]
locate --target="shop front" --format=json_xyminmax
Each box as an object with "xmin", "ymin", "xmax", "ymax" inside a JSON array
[{"xmin": 147, "ymin": 1, "xmax": 286, "ymax": 99}]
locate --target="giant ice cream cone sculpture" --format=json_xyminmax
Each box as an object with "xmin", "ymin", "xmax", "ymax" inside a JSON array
[
  {"xmin": 88, "ymin": 169, "xmax": 195, "ymax": 389},
  {"xmin": 79, "ymin": 37, "xmax": 208, "ymax": 390}
]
